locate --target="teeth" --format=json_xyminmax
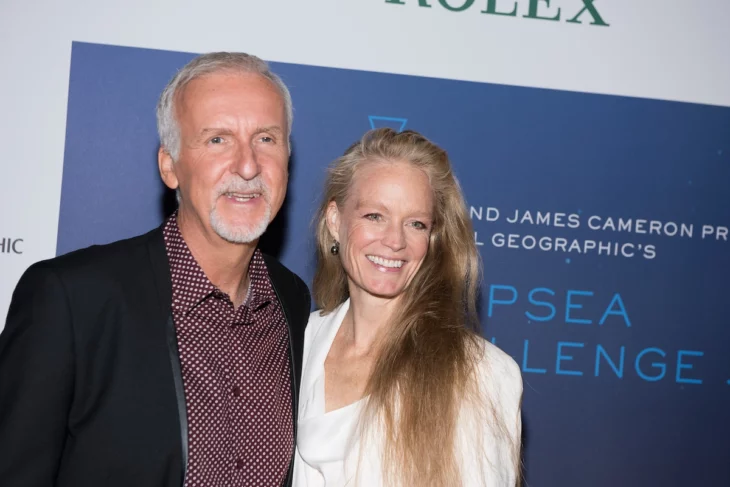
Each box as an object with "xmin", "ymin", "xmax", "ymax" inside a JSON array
[
  {"xmin": 367, "ymin": 255, "xmax": 404, "ymax": 268},
  {"xmin": 226, "ymin": 192, "xmax": 260, "ymax": 201}
]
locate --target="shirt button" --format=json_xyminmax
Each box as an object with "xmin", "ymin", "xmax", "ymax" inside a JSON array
[
  {"xmin": 232, "ymin": 386, "xmax": 241, "ymax": 397},
  {"xmin": 235, "ymin": 458, "xmax": 244, "ymax": 470}
]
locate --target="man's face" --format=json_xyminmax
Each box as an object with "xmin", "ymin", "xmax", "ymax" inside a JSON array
[{"xmin": 159, "ymin": 71, "xmax": 289, "ymax": 244}]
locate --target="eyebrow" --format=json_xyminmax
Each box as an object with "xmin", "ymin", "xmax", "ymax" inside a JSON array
[
  {"xmin": 198, "ymin": 127, "xmax": 235, "ymax": 139},
  {"xmin": 354, "ymin": 200, "xmax": 387, "ymax": 212},
  {"xmin": 252, "ymin": 126, "xmax": 284, "ymax": 136},
  {"xmin": 198, "ymin": 126, "xmax": 285, "ymax": 138},
  {"xmin": 355, "ymin": 200, "xmax": 432, "ymax": 219}
]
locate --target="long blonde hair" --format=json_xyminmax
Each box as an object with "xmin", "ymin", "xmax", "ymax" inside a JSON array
[{"xmin": 314, "ymin": 128, "xmax": 513, "ymax": 486}]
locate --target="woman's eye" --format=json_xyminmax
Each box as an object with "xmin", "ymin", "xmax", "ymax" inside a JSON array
[{"xmin": 411, "ymin": 221, "xmax": 427, "ymax": 230}]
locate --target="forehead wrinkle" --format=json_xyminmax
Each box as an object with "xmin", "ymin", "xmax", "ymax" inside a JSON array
[{"xmin": 177, "ymin": 73, "xmax": 285, "ymax": 130}]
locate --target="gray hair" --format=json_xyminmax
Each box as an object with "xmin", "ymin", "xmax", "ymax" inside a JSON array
[{"xmin": 156, "ymin": 52, "xmax": 293, "ymax": 159}]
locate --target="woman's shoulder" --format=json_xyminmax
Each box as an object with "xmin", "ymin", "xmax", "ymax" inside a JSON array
[
  {"xmin": 303, "ymin": 300, "xmax": 350, "ymax": 352},
  {"xmin": 471, "ymin": 336, "xmax": 523, "ymax": 399},
  {"xmin": 307, "ymin": 308, "xmax": 329, "ymax": 329},
  {"xmin": 306, "ymin": 300, "xmax": 348, "ymax": 332}
]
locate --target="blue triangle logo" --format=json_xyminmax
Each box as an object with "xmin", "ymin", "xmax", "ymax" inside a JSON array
[{"xmin": 368, "ymin": 116, "xmax": 408, "ymax": 132}]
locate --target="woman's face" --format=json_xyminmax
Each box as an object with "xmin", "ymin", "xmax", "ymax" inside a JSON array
[{"xmin": 327, "ymin": 159, "xmax": 434, "ymax": 301}]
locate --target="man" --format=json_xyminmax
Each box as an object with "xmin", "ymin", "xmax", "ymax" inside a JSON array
[{"xmin": 0, "ymin": 52, "xmax": 310, "ymax": 487}]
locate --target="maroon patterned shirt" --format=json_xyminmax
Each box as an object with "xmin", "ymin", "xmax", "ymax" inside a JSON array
[{"xmin": 163, "ymin": 214, "xmax": 294, "ymax": 487}]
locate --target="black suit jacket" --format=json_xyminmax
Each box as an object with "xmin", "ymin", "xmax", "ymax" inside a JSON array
[{"xmin": 0, "ymin": 226, "xmax": 310, "ymax": 487}]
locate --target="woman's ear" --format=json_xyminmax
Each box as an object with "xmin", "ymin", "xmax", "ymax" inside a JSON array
[{"xmin": 325, "ymin": 201, "xmax": 341, "ymax": 242}]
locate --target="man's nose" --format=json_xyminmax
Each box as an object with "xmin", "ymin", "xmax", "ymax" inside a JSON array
[{"xmin": 231, "ymin": 143, "xmax": 261, "ymax": 180}]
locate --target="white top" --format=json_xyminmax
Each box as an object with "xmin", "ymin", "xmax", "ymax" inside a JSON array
[{"xmin": 293, "ymin": 299, "xmax": 523, "ymax": 487}]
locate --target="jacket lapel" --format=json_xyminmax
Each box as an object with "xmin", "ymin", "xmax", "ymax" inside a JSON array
[
  {"xmin": 145, "ymin": 226, "xmax": 188, "ymax": 484},
  {"xmin": 262, "ymin": 254, "xmax": 307, "ymax": 419},
  {"xmin": 262, "ymin": 254, "xmax": 309, "ymax": 487},
  {"xmin": 299, "ymin": 299, "xmax": 350, "ymax": 420}
]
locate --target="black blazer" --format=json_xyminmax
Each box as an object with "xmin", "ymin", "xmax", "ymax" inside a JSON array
[{"xmin": 0, "ymin": 226, "xmax": 311, "ymax": 487}]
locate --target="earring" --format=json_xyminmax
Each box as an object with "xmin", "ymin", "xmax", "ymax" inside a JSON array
[{"xmin": 330, "ymin": 241, "xmax": 340, "ymax": 255}]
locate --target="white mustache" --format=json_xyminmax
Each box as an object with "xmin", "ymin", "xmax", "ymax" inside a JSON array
[{"xmin": 216, "ymin": 177, "xmax": 269, "ymax": 201}]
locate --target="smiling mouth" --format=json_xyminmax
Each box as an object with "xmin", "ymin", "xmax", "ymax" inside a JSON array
[
  {"xmin": 224, "ymin": 192, "xmax": 261, "ymax": 202},
  {"xmin": 366, "ymin": 255, "xmax": 405, "ymax": 268}
]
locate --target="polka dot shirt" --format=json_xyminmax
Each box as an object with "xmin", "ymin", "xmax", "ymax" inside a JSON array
[{"xmin": 163, "ymin": 214, "xmax": 293, "ymax": 487}]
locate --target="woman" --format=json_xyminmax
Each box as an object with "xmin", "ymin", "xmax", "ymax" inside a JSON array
[{"xmin": 294, "ymin": 128, "xmax": 523, "ymax": 486}]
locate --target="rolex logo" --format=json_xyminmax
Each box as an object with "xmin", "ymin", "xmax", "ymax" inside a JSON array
[{"xmin": 384, "ymin": 0, "xmax": 609, "ymax": 27}]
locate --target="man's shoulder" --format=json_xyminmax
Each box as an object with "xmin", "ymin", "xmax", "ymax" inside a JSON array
[
  {"xmin": 260, "ymin": 253, "xmax": 311, "ymax": 324},
  {"xmin": 261, "ymin": 253, "xmax": 308, "ymax": 295},
  {"xmin": 27, "ymin": 227, "xmax": 163, "ymax": 282}
]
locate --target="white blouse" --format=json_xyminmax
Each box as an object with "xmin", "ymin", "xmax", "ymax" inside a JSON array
[{"xmin": 293, "ymin": 299, "xmax": 523, "ymax": 487}]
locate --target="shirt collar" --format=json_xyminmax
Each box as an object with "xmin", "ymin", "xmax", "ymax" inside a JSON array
[{"xmin": 163, "ymin": 212, "xmax": 275, "ymax": 314}]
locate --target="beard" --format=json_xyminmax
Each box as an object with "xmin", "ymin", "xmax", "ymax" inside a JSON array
[{"xmin": 209, "ymin": 176, "xmax": 272, "ymax": 244}]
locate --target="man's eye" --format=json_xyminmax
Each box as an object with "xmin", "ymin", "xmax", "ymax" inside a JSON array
[
  {"xmin": 210, "ymin": 136, "xmax": 223, "ymax": 144},
  {"xmin": 364, "ymin": 213, "xmax": 381, "ymax": 221},
  {"xmin": 260, "ymin": 136, "xmax": 274, "ymax": 143}
]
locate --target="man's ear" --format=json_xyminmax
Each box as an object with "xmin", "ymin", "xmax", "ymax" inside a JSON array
[
  {"xmin": 158, "ymin": 147, "xmax": 179, "ymax": 191},
  {"xmin": 325, "ymin": 201, "xmax": 341, "ymax": 242}
]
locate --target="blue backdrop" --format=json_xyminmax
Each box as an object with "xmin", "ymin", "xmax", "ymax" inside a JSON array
[{"xmin": 59, "ymin": 42, "xmax": 730, "ymax": 486}]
